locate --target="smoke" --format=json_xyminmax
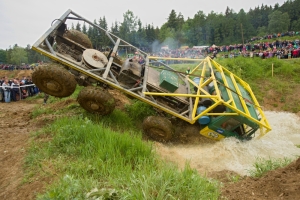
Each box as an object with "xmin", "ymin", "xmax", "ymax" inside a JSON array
[
  {"xmin": 150, "ymin": 37, "xmax": 182, "ymax": 53},
  {"xmin": 151, "ymin": 40, "xmax": 160, "ymax": 53}
]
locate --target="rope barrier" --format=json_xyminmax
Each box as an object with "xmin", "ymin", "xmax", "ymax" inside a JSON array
[
  {"xmin": 0, "ymin": 84, "xmax": 38, "ymax": 101},
  {"xmin": 0, "ymin": 84, "xmax": 36, "ymax": 89}
]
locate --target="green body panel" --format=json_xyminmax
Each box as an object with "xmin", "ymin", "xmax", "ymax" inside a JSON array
[
  {"xmin": 159, "ymin": 70, "xmax": 179, "ymax": 92},
  {"xmin": 206, "ymin": 72, "xmax": 260, "ymax": 139},
  {"xmin": 215, "ymin": 72, "xmax": 258, "ymax": 120},
  {"xmin": 207, "ymin": 115, "xmax": 259, "ymax": 140}
]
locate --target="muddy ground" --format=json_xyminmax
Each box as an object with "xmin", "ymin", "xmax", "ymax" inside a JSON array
[{"xmin": 0, "ymin": 70, "xmax": 300, "ymax": 199}]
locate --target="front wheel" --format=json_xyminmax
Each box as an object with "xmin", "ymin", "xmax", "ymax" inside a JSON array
[
  {"xmin": 77, "ymin": 86, "xmax": 115, "ymax": 115},
  {"xmin": 32, "ymin": 64, "xmax": 77, "ymax": 97},
  {"xmin": 143, "ymin": 116, "xmax": 173, "ymax": 142}
]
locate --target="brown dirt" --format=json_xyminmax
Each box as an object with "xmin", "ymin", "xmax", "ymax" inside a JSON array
[
  {"xmin": 0, "ymin": 70, "xmax": 33, "ymax": 80},
  {"xmin": 258, "ymin": 79, "xmax": 300, "ymax": 117},
  {"xmin": 221, "ymin": 157, "xmax": 300, "ymax": 200},
  {"xmin": 0, "ymin": 99, "xmax": 50, "ymax": 200},
  {"xmin": 0, "ymin": 70, "xmax": 300, "ymax": 199}
]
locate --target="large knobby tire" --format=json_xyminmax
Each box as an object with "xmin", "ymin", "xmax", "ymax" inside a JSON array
[
  {"xmin": 64, "ymin": 30, "xmax": 92, "ymax": 48},
  {"xmin": 143, "ymin": 116, "xmax": 173, "ymax": 142},
  {"xmin": 77, "ymin": 86, "xmax": 115, "ymax": 115},
  {"xmin": 32, "ymin": 64, "xmax": 77, "ymax": 97}
]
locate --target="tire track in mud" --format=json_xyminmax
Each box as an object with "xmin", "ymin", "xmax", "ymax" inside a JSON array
[{"xmin": 155, "ymin": 111, "xmax": 300, "ymax": 175}]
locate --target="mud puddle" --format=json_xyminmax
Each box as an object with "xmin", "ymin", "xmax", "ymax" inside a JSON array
[{"xmin": 155, "ymin": 111, "xmax": 300, "ymax": 175}]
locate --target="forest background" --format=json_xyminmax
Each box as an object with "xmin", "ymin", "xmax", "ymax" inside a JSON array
[{"xmin": 0, "ymin": 0, "xmax": 299, "ymax": 65}]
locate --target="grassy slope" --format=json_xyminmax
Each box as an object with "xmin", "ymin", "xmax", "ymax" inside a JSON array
[
  {"xmin": 10, "ymin": 56, "xmax": 300, "ymax": 199},
  {"xmin": 25, "ymin": 93, "xmax": 220, "ymax": 199}
]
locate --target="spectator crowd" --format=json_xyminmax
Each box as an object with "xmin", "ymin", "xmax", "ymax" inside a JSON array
[
  {"xmin": 0, "ymin": 76, "xmax": 39, "ymax": 103},
  {"xmin": 152, "ymin": 31, "xmax": 300, "ymax": 60},
  {"xmin": 0, "ymin": 63, "xmax": 37, "ymax": 70},
  {"xmin": 207, "ymin": 38, "xmax": 300, "ymax": 59}
]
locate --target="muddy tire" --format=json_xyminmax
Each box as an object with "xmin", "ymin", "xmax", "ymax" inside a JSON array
[
  {"xmin": 77, "ymin": 86, "xmax": 115, "ymax": 115},
  {"xmin": 143, "ymin": 116, "xmax": 173, "ymax": 142},
  {"xmin": 32, "ymin": 64, "xmax": 77, "ymax": 97}
]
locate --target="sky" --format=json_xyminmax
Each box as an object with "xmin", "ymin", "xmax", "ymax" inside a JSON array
[{"xmin": 0, "ymin": 0, "xmax": 286, "ymax": 49}]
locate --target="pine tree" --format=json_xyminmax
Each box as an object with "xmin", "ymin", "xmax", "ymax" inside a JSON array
[
  {"xmin": 82, "ymin": 22, "xmax": 87, "ymax": 34},
  {"xmin": 75, "ymin": 22, "xmax": 81, "ymax": 32}
]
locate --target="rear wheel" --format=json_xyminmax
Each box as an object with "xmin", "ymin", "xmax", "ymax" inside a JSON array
[
  {"xmin": 143, "ymin": 116, "xmax": 173, "ymax": 142},
  {"xmin": 32, "ymin": 64, "xmax": 77, "ymax": 97},
  {"xmin": 77, "ymin": 86, "xmax": 115, "ymax": 115},
  {"xmin": 56, "ymin": 29, "xmax": 93, "ymax": 49}
]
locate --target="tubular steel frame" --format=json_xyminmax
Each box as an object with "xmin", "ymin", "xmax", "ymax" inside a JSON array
[{"xmin": 32, "ymin": 9, "xmax": 271, "ymax": 138}]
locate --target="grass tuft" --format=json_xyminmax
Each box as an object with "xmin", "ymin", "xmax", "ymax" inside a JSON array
[
  {"xmin": 248, "ymin": 157, "xmax": 293, "ymax": 177},
  {"xmin": 125, "ymin": 100, "xmax": 156, "ymax": 122}
]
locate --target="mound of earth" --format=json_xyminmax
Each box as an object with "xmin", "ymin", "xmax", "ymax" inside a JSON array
[
  {"xmin": 221, "ymin": 157, "xmax": 300, "ymax": 200},
  {"xmin": 0, "ymin": 70, "xmax": 33, "ymax": 80}
]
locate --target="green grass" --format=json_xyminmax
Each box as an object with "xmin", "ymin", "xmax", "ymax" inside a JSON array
[
  {"xmin": 29, "ymin": 86, "xmax": 84, "ymax": 118},
  {"xmin": 248, "ymin": 157, "xmax": 294, "ymax": 177},
  {"xmin": 125, "ymin": 99, "xmax": 156, "ymax": 122},
  {"xmin": 169, "ymin": 62, "xmax": 200, "ymax": 73},
  {"xmin": 25, "ymin": 116, "xmax": 220, "ymax": 199},
  {"xmin": 31, "ymin": 106, "xmax": 53, "ymax": 118},
  {"xmin": 226, "ymin": 174, "xmax": 241, "ymax": 183}
]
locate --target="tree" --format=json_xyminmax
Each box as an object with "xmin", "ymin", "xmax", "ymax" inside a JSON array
[
  {"xmin": 236, "ymin": 9, "xmax": 255, "ymax": 44},
  {"xmin": 166, "ymin": 10, "xmax": 178, "ymax": 30},
  {"xmin": 268, "ymin": 10, "xmax": 290, "ymax": 33},
  {"xmin": 257, "ymin": 26, "xmax": 268, "ymax": 36},
  {"xmin": 10, "ymin": 46, "xmax": 28, "ymax": 65},
  {"xmin": 110, "ymin": 21, "xmax": 119, "ymax": 36},
  {"xmin": 279, "ymin": 0, "xmax": 300, "ymax": 30},
  {"xmin": 82, "ymin": 23, "xmax": 87, "ymax": 34},
  {"xmin": 158, "ymin": 24, "xmax": 177, "ymax": 49},
  {"xmin": 291, "ymin": 20, "xmax": 300, "ymax": 31},
  {"xmin": 135, "ymin": 19, "xmax": 147, "ymax": 47},
  {"xmin": 119, "ymin": 10, "xmax": 138, "ymax": 42},
  {"xmin": 98, "ymin": 17, "xmax": 110, "ymax": 48},
  {"xmin": 0, "ymin": 49, "xmax": 7, "ymax": 63},
  {"xmin": 75, "ymin": 22, "xmax": 81, "ymax": 32}
]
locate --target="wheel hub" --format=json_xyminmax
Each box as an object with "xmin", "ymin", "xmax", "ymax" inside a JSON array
[
  {"xmin": 45, "ymin": 80, "xmax": 60, "ymax": 92},
  {"xmin": 88, "ymin": 101, "xmax": 104, "ymax": 111},
  {"xmin": 90, "ymin": 103, "xmax": 99, "ymax": 110},
  {"xmin": 149, "ymin": 128, "xmax": 165, "ymax": 138}
]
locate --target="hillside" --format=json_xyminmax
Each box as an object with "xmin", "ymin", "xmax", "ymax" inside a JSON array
[{"xmin": 0, "ymin": 64, "xmax": 300, "ymax": 199}]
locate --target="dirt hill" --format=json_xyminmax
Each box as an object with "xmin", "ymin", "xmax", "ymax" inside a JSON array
[{"xmin": 221, "ymin": 158, "xmax": 300, "ymax": 200}]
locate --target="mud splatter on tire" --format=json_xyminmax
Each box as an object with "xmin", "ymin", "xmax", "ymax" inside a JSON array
[
  {"xmin": 32, "ymin": 64, "xmax": 77, "ymax": 97},
  {"xmin": 58, "ymin": 29, "xmax": 92, "ymax": 49},
  {"xmin": 143, "ymin": 116, "xmax": 173, "ymax": 142},
  {"xmin": 77, "ymin": 86, "xmax": 115, "ymax": 115}
]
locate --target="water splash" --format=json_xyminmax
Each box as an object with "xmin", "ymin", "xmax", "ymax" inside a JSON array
[{"xmin": 156, "ymin": 111, "xmax": 300, "ymax": 175}]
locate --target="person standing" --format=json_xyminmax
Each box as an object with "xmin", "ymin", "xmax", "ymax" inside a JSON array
[
  {"xmin": 11, "ymin": 79, "xmax": 20, "ymax": 101},
  {"xmin": 2, "ymin": 78, "xmax": 11, "ymax": 103},
  {"xmin": 0, "ymin": 77, "xmax": 4, "ymax": 102}
]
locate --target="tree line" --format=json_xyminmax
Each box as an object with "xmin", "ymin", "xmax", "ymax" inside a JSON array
[
  {"xmin": 0, "ymin": 44, "xmax": 48, "ymax": 66},
  {"xmin": 1, "ymin": 0, "xmax": 300, "ymax": 65},
  {"xmin": 77, "ymin": 0, "xmax": 299, "ymax": 50}
]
